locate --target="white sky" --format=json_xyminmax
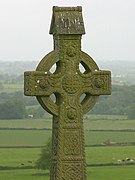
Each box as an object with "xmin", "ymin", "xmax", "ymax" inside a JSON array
[{"xmin": 0, "ymin": 0, "xmax": 135, "ymax": 62}]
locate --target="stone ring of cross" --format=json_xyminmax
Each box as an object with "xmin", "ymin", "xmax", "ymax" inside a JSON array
[{"xmin": 25, "ymin": 50, "xmax": 110, "ymax": 116}]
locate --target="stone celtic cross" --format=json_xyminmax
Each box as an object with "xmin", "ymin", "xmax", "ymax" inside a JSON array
[{"xmin": 24, "ymin": 6, "xmax": 111, "ymax": 180}]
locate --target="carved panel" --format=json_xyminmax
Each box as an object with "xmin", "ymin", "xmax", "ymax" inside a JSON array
[
  {"xmin": 24, "ymin": 71, "xmax": 52, "ymax": 96},
  {"xmin": 62, "ymin": 74, "xmax": 82, "ymax": 94},
  {"xmin": 62, "ymin": 162, "xmax": 83, "ymax": 180},
  {"xmin": 63, "ymin": 130, "xmax": 81, "ymax": 155},
  {"xmin": 82, "ymin": 71, "xmax": 111, "ymax": 95}
]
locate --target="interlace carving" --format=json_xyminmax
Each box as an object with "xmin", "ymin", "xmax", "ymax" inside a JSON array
[{"xmin": 62, "ymin": 163, "xmax": 83, "ymax": 180}]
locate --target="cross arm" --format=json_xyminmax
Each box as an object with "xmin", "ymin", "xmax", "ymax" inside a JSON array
[
  {"xmin": 24, "ymin": 71, "xmax": 61, "ymax": 96},
  {"xmin": 81, "ymin": 70, "xmax": 111, "ymax": 95}
]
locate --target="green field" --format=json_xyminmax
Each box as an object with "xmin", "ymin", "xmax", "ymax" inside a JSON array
[
  {"xmin": 84, "ymin": 119, "xmax": 135, "ymax": 130},
  {"xmin": 0, "ymin": 166, "xmax": 135, "ymax": 180},
  {"xmin": 85, "ymin": 131, "xmax": 135, "ymax": 145},
  {"xmin": 0, "ymin": 118, "xmax": 135, "ymax": 179},
  {"xmin": 88, "ymin": 166, "xmax": 135, "ymax": 180},
  {"xmin": 0, "ymin": 148, "xmax": 40, "ymax": 167},
  {"xmin": 0, "ymin": 169, "xmax": 49, "ymax": 180},
  {"xmin": 0, "ymin": 129, "xmax": 135, "ymax": 146},
  {"xmin": 1, "ymin": 118, "xmax": 135, "ymax": 130},
  {"xmin": 0, "ymin": 119, "xmax": 52, "ymax": 129},
  {"xmin": 0, "ymin": 130, "xmax": 51, "ymax": 146},
  {"xmin": 0, "ymin": 146, "xmax": 135, "ymax": 167},
  {"xmin": 86, "ymin": 146, "xmax": 135, "ymax": 164},
  {"xmin": 0, "ymin": 83, "xmax": 23, "ymax": 93}
]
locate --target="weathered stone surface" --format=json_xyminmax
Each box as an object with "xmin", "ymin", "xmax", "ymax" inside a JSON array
[
  {"xmin": 50, "ymin": 6, "xmax": 85, "ymax": 35},
  {"xmin": 24, "ymin": 6, "xmax": 111, "ymax": 180}
]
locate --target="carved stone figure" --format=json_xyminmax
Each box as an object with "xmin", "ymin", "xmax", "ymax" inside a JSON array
[{"xmin": 24, "ymin": 6, "xmax": 111, "ymax": 180}]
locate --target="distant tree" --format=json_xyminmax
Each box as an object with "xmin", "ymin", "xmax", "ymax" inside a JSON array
[
  {"xmin": 24, "ymin": 96, "xmax": 38, "ymax": 106},
  {"xmin": 0, "ymin": 92, "xmax": 26, "ymax": 119},
  {"xmin": 36, "ymin": 138, "xmax": 52, "ymax": 170},
  {"xmin": 126, "ymin": 104, "xmax": 135, "ymax": 120},
  {"xmin": 90, "ymin": 85, "xmax": 135, "ymax": 116},
  {"xmin": 26, "ymin": 106, "xmax": 45, "ymax": 118},
  {"xmin": 0, "ymin": 83, "xmax": 4, "ymax": 89}
]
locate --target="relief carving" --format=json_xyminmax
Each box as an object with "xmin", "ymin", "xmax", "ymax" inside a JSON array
[
  {"xmin": 62, "ymin": 75, "xmax": 81, "ymax": 94},
  {"xmin": 64, "ymin": 130, "xmax": 81, "ymax": 155},
  {"xmin": 62, "ymin": 162, "xmax": 83, "ymax": 180}
]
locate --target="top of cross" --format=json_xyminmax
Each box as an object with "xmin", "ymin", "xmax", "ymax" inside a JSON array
[{"xmin": 50, "ymin": 6, "xmax": 85, "ymax": 35}]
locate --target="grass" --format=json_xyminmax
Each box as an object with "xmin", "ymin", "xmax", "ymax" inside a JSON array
[
  {"xmin": 0, "ymin": 130, "xmax": 51, "ymax": 146},
  {"xmin": 0, "ymin": 118, "xmax": 135, "ymax": 179},
  {"xmin": 0, "ymin": 119, "xmax": 52, "ymax": 129},
  {"xmin": 85, "ymin": 131, "xmax": 135, "ymax": 145},
  {"xmin": 1, "ymin": 129, "xmax": 135, "ymax": 146},
  {"xmin": 0, "ymin": 130, "xmax": 135, "ymax": 146},
  {"xmin": 88, "ymin": 165, "xmax": 135, "ymax": 180},
  {"xmin": 86, "ymin": 146, "xmax": 135, "ymax": 164},
  {"xmin": 0, "ymin": 166, "xmax": 135, "ymax": 180},
  {"xmin": 86, "ymin": 114, "xmax": 127, "ymax": 120},
  {"xmin": 0, "ymin": 146, "xmax": 135, "ymax": 167},
  {"xmin": 1, "ymin": 118, "xmax": 135, "ymax": 130},
  {"xmin": 0, "ymin": 169, "xmax": 49, "ymax": 180},
  {"xmin": 84, "ymin": 119, "xmax": 135, "ymax": 130},
  {"xmin": 0, "ymin": 148, "xmax": 41, "ymax": 167}
]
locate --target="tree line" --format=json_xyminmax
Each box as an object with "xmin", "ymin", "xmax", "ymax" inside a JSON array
[
  {"xmin": 0, "ymin": 85, "xmax": 135, "ymax": 119},
  {"xmin": 90, "ymin": 85, "xmax": 135, "ymax": 119}
]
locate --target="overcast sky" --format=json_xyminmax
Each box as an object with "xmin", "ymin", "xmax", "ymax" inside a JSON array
[{"xmin": 0, "ymin": 0, "xmax": 135, "ymax": 62}]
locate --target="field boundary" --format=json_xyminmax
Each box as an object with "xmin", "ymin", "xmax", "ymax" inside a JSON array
[
  {"xmin": 87, "ymin": 162, "xmax": 135, "ymax": 167},
  {"xmin": 0, "ymin": 146, "xmax": 45, "ymax": 148},
  {"xmin": 0, "ymin": 166, "xmax": 35, "ymax": 170},
  {"xmin": 1, "ymin": 141, "xmax": 135, "ymax": 149},
  {"xmin": 1, "ymin": 128, "xmax": 135, "ymax": 132},
  {"xmin": 87, "ymin": 129, "xmax": 135, "ymax": 132},
  {"xmin": 0, "ymin": 128, "xmax": 51, "ymax": 131},
  {"xmin": 1, "ymin": 162, "xmax": 135, "ymax": 171}
]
